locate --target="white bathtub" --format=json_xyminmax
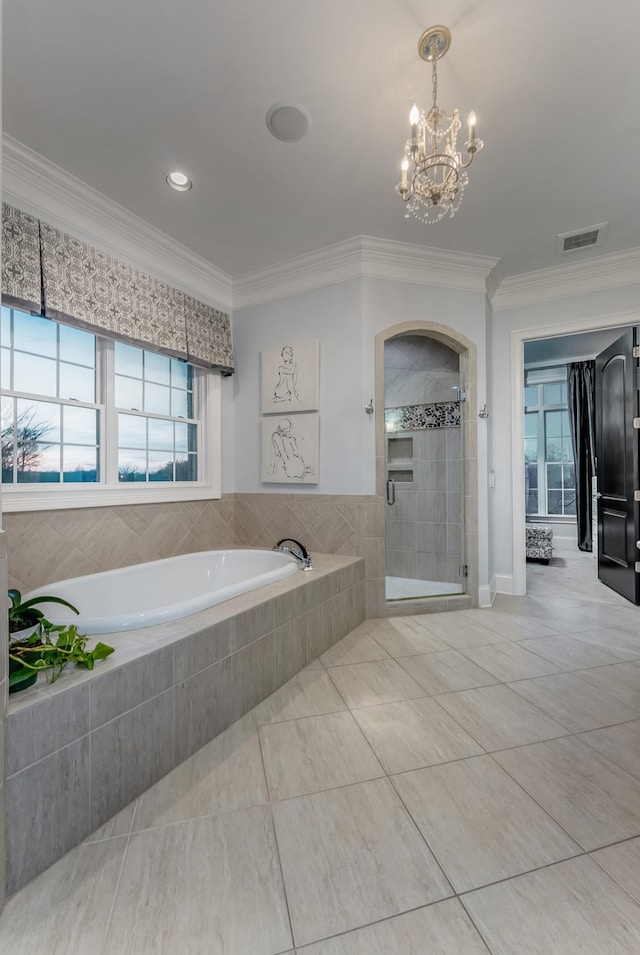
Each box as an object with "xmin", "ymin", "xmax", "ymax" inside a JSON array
[{"xmin": 29, "ymin": 549, "xmax": 300, "ymax": 634}]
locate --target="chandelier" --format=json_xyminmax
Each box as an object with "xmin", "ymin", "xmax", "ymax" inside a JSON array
[{"xmin": 396, "ymin": 26, "xmax": 483, "ymax": 223}]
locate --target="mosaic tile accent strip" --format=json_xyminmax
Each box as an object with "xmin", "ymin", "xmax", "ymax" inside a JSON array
[{"xmin": 385, "ymin": 401, "xmax": 460, "ymax": 432}]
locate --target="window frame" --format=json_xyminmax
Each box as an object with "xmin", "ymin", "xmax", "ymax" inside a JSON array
[
  {"xmin": 1, "ymin": 311, "xmax": 221, "ymax": 512},
  {"xmin": 524, "ymin": 366, "xmax": 576, "ymax": 520}
]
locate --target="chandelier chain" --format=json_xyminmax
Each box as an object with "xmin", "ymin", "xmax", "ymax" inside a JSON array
[{"xmin": 432, "ymin": 59, "xmax": 438, "ymax": 111}]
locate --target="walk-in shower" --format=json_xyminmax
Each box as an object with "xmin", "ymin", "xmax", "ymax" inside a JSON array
[{"xmin": 384, "ymin": 334, "xmax": 465, "ymax": 601}]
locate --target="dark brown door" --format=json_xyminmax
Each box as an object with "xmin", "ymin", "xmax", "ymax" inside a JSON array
[{"xmin": 595, "ymin": 328, "xmax": 640, "ymax": 603}]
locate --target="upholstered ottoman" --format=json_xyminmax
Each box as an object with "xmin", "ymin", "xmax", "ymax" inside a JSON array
[{"xmin": 525, "ymin": 524, "xmax": 553, "ymax": 564}]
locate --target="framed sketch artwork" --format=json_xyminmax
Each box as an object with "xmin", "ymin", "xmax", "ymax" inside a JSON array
[
  {"xmin": 261, "ymin": 339, "xmax": 319, "ymax": 414},
  {"xmin": 261, "ymin": 413, "xmax": 319, "ymax": 484}
]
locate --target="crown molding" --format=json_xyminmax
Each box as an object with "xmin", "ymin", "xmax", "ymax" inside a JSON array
[
  {"xmin": 233, "ymin": 237, "xmax": 364, "ymax": 310},
  {"xmin": 359, "ymin": 237, "xmax": 498, "ymax": 290},
  {"xmin": 14, "ymin": 134, "xmax": 633, "ymax": 317},
  {"xmin": 492, "ymin": 248, "xmax": 640, "ymax": 311},
  {"xmin": 2, "ymin": 135, "xmax": 233, "ymax": 311},
  {"xmin": 485, "ymin": 260, "xmax": 504, "ymax": 303},
  {"xmin": 233, "ymin": 235, "xmax": 498, "ymax": 309}
]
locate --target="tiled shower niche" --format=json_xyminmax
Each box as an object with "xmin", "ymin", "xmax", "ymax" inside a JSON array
[{"xmin": 387, "ymin": 436, "xmax": 414, "ymax": 484}]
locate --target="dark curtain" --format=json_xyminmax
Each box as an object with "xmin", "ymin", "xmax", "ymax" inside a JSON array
[{"xmin": 567, "ymin": 361, "xmax": 596, "ymax": 551}]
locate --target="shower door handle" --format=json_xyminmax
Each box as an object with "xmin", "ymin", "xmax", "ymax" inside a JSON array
[{"xmin": 386, "ymin": 478, "xmax": 396, "ymax": 505}]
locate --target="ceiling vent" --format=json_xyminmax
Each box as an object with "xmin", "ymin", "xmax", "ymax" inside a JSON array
[{"xmin": 556, "ymin": 223, "xmax": 608, "ymax": 255}]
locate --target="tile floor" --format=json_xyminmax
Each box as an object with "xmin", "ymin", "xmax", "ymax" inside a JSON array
[{"xmin": 3, "ymin": 550, "xmax": 640, "ymax": 953}]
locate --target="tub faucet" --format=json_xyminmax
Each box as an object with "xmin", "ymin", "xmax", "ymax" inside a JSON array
[{"xmin": 273, "ymin": 538, "xmax": 313, "ymax": 571}]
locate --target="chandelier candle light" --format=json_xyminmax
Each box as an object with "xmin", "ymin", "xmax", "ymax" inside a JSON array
[{"xmin": 397, "ymin": 26, "xmax": 483, "ymax": 223}]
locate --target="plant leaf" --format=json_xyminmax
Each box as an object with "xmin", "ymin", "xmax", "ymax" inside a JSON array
[
  {"xmin": 9, "ymin": 666, "xmax": 37, "ymax": 690},
  {"xmin": 19, "ymin": 595, "xmax": 80, "ymax": 615}
]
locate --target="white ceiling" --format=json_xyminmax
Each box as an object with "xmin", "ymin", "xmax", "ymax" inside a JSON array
[{"xmin": 4, "ymin": 0, "xmax": 640, "ymax": 280}]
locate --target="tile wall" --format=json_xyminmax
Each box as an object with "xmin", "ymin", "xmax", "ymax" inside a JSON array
[
  {"xmin": 384, "ymin": 335, "xmax": 459, "ymax": 407},
  {"xmin": 232, "ymin": 493, "xmax": 385, "ymax": 617},
  {"xmin": 3, "ymin": 493, "xmax": 388, "ymax": 617},
  {"xmin": 3, "ymin": 485, "xmax": 474, "ymax": 623},
  {"xmin": 3, "ymin": 497, "xmax": 237, "ymax": 594},
  {"xmin": 386, "ymin": 427, "xmax": 463, "ymax": 585}
]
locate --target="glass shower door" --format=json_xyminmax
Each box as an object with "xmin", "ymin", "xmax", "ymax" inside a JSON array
[{"xmin": 383, "ymin": 334, "xmax": 465, "ymax": 601}]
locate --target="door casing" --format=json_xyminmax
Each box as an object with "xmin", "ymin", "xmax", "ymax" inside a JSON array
[{"xmin": 510, "ymin": 310, "xmax": 640, "ymax": 596}]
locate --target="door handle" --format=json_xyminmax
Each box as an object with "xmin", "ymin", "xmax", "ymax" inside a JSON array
[
  {"xmin": 386, "ymin": 478, "xmax": 396, "ymax": 505},
  {"xmin": 596, "ymin": 492, "xmax": 603, "ymax": 499}
]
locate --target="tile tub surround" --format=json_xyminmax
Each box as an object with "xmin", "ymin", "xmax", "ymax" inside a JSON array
[
  {"xmin": 3, "ymin": 496, "xmax": 238, "ymax": 594},
  {"xmin": 233, "ymin": 493, "xmax": 474, "ymax": 618},
  {"xmin": 4, "ymin": 553, "xmax": 364, "ymax": 895},
  {"xmin": 5, "ymin": 491, "xmax": 476, "ymax": 622}
]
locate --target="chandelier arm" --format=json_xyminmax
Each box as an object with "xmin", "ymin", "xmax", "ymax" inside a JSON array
[{"xmin": 457, "ymin": 153, "xmax": 476, "ymax": 170}]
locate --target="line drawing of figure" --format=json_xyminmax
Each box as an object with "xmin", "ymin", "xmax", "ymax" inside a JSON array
[
  {"xmin": 270, "ymin": 418, "xmax": 313, "ymax": 480},
  {"xmin": 272, "ymin": 345, "xmax": 300, "ymax": 403}
]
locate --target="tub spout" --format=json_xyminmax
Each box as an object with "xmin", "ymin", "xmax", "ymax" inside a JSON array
[{"xmin": 273, "ymin": 538, "xmax": 313, "ymax": 570}]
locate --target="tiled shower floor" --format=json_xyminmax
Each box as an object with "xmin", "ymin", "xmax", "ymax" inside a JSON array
[
  {"xmin": 386, "ymin": 575, "xmax": 464, "ymax": 599},
  {"xmin": 2, "ymin": 557, "xmax": 640, "ymax": 952}
]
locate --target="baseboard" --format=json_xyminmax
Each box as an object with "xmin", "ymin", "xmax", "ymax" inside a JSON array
[
  {"xmin": 494, "ymin": 574, "xmax": 515, "ymax": 596},
  {"xmin": 478, "ymin": 584, "xmax": 493, "ymax": 608}
]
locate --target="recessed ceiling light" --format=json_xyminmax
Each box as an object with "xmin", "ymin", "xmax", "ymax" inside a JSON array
[
  {"xmin": 266, "ymin": 104, "xmax": 310, "ymax": 142},
  {"xmin": 166, "ymin": 171, "xmax": 192, "ymax": 192}
]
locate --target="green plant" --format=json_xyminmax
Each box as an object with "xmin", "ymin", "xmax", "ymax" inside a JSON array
[
  {"xmin": 8, "ymin": 588, "xmax": 80, "ymax": 634},
  {"xmin": 8, "ymin": 588, "xmax": 115, "ymax": 692},
  {"xmin": 8, "ymin": 619, "xmax": 114, "ymax": 691}
]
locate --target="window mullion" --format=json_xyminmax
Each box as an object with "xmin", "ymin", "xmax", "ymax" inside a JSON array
[
  {"xmin": 101, "ymin": 340, "xmax": 118, "ymax": 484},
  {"xmin": 538, "ymin": 388, "xmax": 547, "ymax": 516}
]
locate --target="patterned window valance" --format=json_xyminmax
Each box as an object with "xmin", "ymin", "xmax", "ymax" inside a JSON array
[
  {"xmin": 1, "ymin": 203, "xmax": 234, "ymax": 374},
  {"xmin": 2, "ymin": 204, "xmax": 42, "ymax": 313}
]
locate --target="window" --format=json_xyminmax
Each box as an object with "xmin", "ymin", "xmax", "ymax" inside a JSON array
[
  {"xmin": 524, "ymin": 366, "xmax": 576, "ymax": 517},
  {"xmin": 1, "ymin": 307, "xmax": 220, "ymax": 509},
  {"xmin": 2, "ymin": 310, "xmax": 99, "ymax": 484},
  {"xmin": 115, "ymin": 343, "xmax": 198, "ymax": 483}
]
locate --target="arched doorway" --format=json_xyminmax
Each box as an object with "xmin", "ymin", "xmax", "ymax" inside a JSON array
[{"xmin": 374, "ymin": 321, "xmax": 479, "ymax": 614}]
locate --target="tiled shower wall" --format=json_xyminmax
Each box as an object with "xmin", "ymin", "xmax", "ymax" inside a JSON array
[
  {"xmin": 386, "ymin": 426, "xmax": 463, "ymax": 585},
  {"xmin": 384, "ymin": 335, "xmax": 459, "ymax": 407}
]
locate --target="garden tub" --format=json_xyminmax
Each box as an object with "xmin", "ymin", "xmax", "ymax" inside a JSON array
[{"xmin": 30, "ymin": 548, "xmax": 300, "ymax": 634}]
